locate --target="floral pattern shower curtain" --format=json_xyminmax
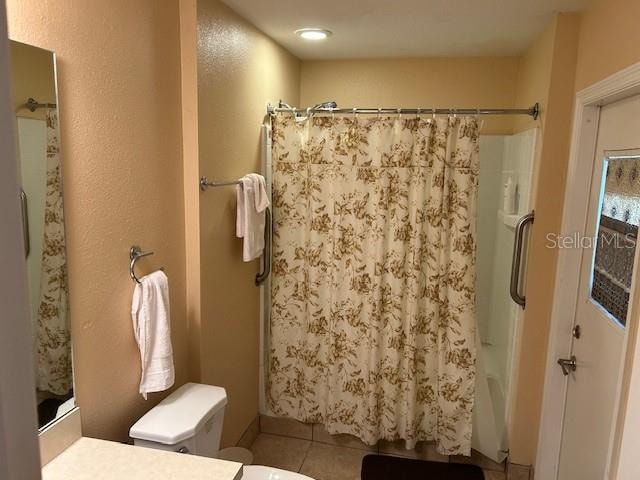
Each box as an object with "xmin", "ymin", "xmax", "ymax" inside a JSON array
[
  {"xmin": 36, "ymin": 109, "xmax": 72, "ymax": 396},
  {"xmin": 268, "ymin": 113, "xmax": 479, "ymax": 455}
]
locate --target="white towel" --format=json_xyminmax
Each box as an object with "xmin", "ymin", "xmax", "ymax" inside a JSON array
[
  {"xmin": 236, "ymin": 173, "xmax": 270, "ymax": 261},
  {"xmin": 131, "ymin": 270, "xmax": 175, "ymax": 399}
]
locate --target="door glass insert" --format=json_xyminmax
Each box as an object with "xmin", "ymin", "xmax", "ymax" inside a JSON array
[{"xmin": 591, "ymin": 152, "xmax": 640, "ymax": 326}]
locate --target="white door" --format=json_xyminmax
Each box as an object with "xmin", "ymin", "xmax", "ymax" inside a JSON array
[{"xmin": 557, "ymin": 94, "xmax": 640, "ymax": 480}]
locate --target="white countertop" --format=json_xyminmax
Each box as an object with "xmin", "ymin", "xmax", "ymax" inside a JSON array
[{"xmin": 42, "ymin": 437, "xmax": 243, "ymax": 480}]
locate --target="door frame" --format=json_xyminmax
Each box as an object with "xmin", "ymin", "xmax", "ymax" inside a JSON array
[{"xmin": 536, "ymin": 61, "xmax": 640, "ymax": 480}]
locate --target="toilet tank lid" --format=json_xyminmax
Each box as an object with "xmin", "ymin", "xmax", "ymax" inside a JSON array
[{"xmin": 129, "ymin": 383, "xmax": 227, "ymax": 445}]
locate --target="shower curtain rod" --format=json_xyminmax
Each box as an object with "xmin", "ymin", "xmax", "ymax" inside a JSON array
[{"xmin": 267, "ymin": 102, "xmax": 540, "ymax": 120}]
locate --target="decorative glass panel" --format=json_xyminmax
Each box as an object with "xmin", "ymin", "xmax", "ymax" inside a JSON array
[{"xmin": 591, "ymin": 154, "xmax": 640, "ymax": 326}]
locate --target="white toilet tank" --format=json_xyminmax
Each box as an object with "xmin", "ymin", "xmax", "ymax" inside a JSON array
[{"xmin": 129, "ymin": 382, "xmax": 227, "ymax": 457}]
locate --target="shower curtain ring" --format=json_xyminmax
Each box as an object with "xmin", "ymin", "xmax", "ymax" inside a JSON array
[
  {"xmin": 397, "ymin": 108, "xmax": 402, "ymax": 120},
  {"xmin": 432, "ymin": 108, "xmax": 436, "ymax": 120},
  {"xmin": 416, "ymin": 108, "xmax": 421, "ymax": 119},
  {"xmin": 378, "ymin": 107, "xmax": 382, "ymax": 118}
]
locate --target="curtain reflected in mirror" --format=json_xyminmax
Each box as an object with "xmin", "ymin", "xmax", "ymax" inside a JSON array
[{"xmin": 12, "ymin": 40, "xmax": 74, "ymax": 429}]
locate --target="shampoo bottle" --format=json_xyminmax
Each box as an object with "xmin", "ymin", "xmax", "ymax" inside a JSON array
[{"xmin": 503, "ymin": 176, "xmax": 515, "ymax": 214}]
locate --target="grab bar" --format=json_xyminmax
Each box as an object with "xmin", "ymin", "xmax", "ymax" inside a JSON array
[
  {"xmin": 510, "ymin": 211, "xmax": 535, "ymax": 308},
  {"xmin": 255, "ymin": 207, "xmax": 271, "ymax": 286},
  {"xmin": 20, "ymin": 189, "xmax": 29, "ymax": 258}
]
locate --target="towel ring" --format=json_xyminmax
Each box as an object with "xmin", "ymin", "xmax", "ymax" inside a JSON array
[{"xmin": 129, "ymin": 245, "xmax": 163, "ymax": 284}]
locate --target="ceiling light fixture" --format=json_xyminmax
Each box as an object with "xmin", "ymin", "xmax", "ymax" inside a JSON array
[{"xmin": 295, "ymin": 28, "xmax": 332, "ymax": 41}]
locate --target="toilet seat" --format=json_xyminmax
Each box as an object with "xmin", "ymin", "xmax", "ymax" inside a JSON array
[{"xmin": 242, "ymin": 465, "xmax": 315, "ymax": 480}]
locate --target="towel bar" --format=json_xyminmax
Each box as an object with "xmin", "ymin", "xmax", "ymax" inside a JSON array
[
  {"xmin": 129, "ymin": 246, "xmax": 164, "ymax": 284},
  {"xmin": 200, "ymin": 176, "xmax": 240, "ymax": 191}
]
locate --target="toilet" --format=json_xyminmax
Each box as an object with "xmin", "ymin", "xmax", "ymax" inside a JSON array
[{"xmin": 129, "ymin": 382, "xmax": 313, "ymax": 480}]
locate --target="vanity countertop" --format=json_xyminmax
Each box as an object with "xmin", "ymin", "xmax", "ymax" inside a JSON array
[{"xmin": 42, "ymin": 437, "xmax": 243, "ymax": 480}]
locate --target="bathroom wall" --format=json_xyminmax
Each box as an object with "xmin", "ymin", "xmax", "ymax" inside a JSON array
[
  {"xmin": 300, "ymin": 57, "xmax": 520, "ymax": 134},
  {"xmin": 507, "ymin": 13, "xmax": 581, "ymax": 466},
  {"xmin": 194, "ymin": 0, "xmax": 300, "ymax": 446},
  {"xmin": 6, "ymin": 0, "xmax": 189, "ymax": 441},
  {"xmin": 573, "ymin": 0, "xmax": 640, "ymax": 91}
]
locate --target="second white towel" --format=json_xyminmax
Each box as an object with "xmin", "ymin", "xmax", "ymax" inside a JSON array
[
  {"xmin": 131, "ymin": 270, "xmax": 175, "ymax": 399},
  {"xmin": 236, "ymin": 173, "xmax": 270, "ymax": 261}
]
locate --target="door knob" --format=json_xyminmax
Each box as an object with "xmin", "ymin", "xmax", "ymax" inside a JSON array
[{"xmin": 558, "ymin": 356, "xmax": 577, "ymax": 376}]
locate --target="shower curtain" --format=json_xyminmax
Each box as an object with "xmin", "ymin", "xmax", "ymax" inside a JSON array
[
  {"xmin": 268, "ymin": 113, "xmax": 479, "ymax": 455},
  {"xmin": 36, "ymin": 109, "xmax": 72, "ymax": 396}
]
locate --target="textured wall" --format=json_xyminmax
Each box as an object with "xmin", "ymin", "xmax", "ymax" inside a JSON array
[
  {"xmin": 300, "ymin": 57, "xmax": 520, "ymax": 135},
  {"xmin": 574, "ymin": 0, "xmax": 640, "ymax": 91},
  {"xmin": 508, "ymin": 13, "xmax": 581, "ymax": 466},
  {"xmin": 6, "ymin": 0, "xmax": 189, "ymax": 441},
  {"xmin": 196, "ymin": 0, "xmax": 300, "ymax": 446}
]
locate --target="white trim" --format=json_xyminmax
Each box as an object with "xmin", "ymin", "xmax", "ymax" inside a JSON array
[{"xmin": 535, "ymin": 60, "xmax": 640, "ymax": 480}]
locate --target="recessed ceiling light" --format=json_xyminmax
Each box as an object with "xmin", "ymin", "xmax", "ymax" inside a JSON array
[{"xmin": 295, "ymin": 28, "xmax": 332, "ymax": 41}]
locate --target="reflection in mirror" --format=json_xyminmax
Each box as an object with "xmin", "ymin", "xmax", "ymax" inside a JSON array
[
  {"xmin": 11, "ymin": 40, "xmax": 74, "ymax": 429},
  {"xmin": 591, "ymin": 153, "xmax": 640, "ymax": 327}
]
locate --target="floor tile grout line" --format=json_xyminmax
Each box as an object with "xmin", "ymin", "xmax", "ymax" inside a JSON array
[
  {"xmin": 257, "ymin": 431, "xmax": 313, "ymax": 442},
  {"xmin": 261, "ymin": 428, "xmax": 378, "ymax": 454},
  {"xmin": 296, "ymin": 438, "xmax": 313, "ymax": 473},
  {"xmin": 253, "ymin": 429, "xmax": 504, "ymax": 473}
]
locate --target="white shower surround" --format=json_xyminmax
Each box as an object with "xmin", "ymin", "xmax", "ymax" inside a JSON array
[{"xmin": 473, "ymin": 130, "xmax": 538, "ymax": 463}]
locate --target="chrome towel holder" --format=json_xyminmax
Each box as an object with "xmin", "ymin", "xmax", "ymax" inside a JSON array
[
  {"xmin": 199, "ymin": 174, "xmax": 272, "ymax": 286},
  {"xmin": 129, "ymin": 245, "xmax": 164, "ymax": 284},
  {"xmin": 200, "ymin": 176, "xmax": 241, "ymax": 191}
]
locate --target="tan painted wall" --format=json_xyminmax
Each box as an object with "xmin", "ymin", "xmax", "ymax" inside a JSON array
[
  {"xmin": 180, "ymin": 0, "xmax": 202, "ymax": 383},
  {"xmin": 195, "ymin": 0, "xmax": 300, "ymax": 446},
  {"xmin": 6, "ymin": 0, "xmax": 189, "ymax": 441},
  {"xmin": 574, "ymin": 0, "xmax": 640, "ymax": 92},
  {"xmin": 508, "ymin": 13, "xmax": 581, "ymax": 466},
  {"xmin": 300, "ymin": 57, "xmax": 520, "ymax": 134}
]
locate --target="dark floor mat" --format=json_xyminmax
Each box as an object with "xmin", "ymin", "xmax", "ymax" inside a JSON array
[{"xmin": 362, "ymin": 454, "xmax": 485, "ymax": 480}]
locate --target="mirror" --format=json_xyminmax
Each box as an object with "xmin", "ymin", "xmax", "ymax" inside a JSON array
[
  {"xmin": 591, "ymin": 153, "xmax": 640, "ymax": 327},
  {"xmin": 11, "ymin": 40, "xmax": 74, "ymax": 429}
]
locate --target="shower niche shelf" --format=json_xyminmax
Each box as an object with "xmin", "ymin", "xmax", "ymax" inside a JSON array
[{"xmin": 498, "ymin": 210, "xmax": 520, "ymax": 230}]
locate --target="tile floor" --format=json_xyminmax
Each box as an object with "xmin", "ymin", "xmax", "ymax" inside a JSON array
[{"xmin": 248, "ymin": 432, "xmax": 507, "ymax": 480}]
